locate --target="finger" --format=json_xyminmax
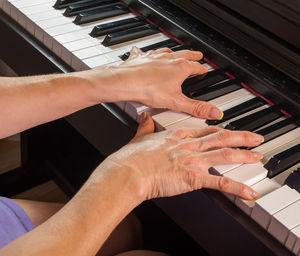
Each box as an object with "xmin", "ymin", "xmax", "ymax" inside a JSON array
[
  {"xmin": 185, "ymin": 130, "xmax": 264, "ymax": 151},
  {"xmin": 173, "ymin": 94, "xmax": 223, "ymax": 120},
  {"xmin": 189, "ymin": 148, "xmax": 262, "ymax": 168},
  {"xmin": 201, "ymin": 174, "xmax": 259, "ymax": 200},
  {"xmin": 131, "ymin": 112, "xmax": 155, "ymax": 142},
  {"xmin": 171, "ymin": 50, "xmax": 203, "ymax": 61},
  {"xmin": 172, "ymin": 126, "xmax": 221, "ymax": 140},
  {"xmin": 128, "ymin": 46, "xmax": 144, "ymax": 59},
  {"xmin": 172, "ymin": 58, "xmax": 208, "ymax": 76},
  {"xmin": 152, "ymin": 47, "xmax": 173, "ymax": 54}
]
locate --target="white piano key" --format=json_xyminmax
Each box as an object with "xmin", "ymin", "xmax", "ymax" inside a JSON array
[
  {"xmin": 166, "ymin": 116, "xmax": 207, "ymax": 130},
  {"xmin": 19, "ymin": 2, "xmax": 56, "ymax": 16},
  {"xmin": 80, "ymin": 54, "xmax": 116, "ymax": 68},
  {"xmin": 46, "ymin": 13, "xmax": 135, "ymax": 37},
  {"xmin": 202, "ymin": 62, "xmax": 214, "ymax": 71},
  {"xmin": 54, "ymin": 27, "xmax": 92, "ymax": 45},
  {"xmin": 115, "ymin": 101, "xmax": 126, "ymax": 111},
  {"xmin": 235, "ymin": 178, "xmax": 281, "ymax": 215},
  {"xmin": 209, "ymin": 88, "xmax": 254, "ymax": 112},
  {"xmin": 124, "ymin": 102, "xmax": 149, "ymax": 120},
  {"xmin": 28, "ymin": 9, "xmax": 63, "ymax": 22},
  {"xmin": 73, "ymin": 34, "xmax": 167, "ymax": 61},
  {"xmin": 268, "ymin": 199, "xmax": 300, "ymax": 244},
  {"xmin": 13, "ymin": 0, "xmax": 50, "ymax": 9},
  {"xmin": 285, "ymin": 225, "xmax": 300, "ymax": 251},
  {"xmin": 214, "ymin": 127, "xmax": 300, "ymax": 175},
  {"xmin": 0, "ymin": 0, "xmax": 5, "ymax": 9},
  {"xmin": 218, "ymin": 105, "xmax": 269, "ymax": 128},
  {"xmin": 159, "ymin": 88, "xmax": 256, "ymax": 131},
  {"xmin": 38, "ymin": 16, "xmax": 74, "ymax": 29},
  {"xmin": 2, "ymin": 0, "xmax": 13, "ymax": 16},
  {"xmin": 251, "ymin": 185, "xmax": 300, "ymax": 229},
  {"xmin": 234, "ymin": 162, "xmax": 300, "ymax": 215},
  {"xmin": 225, "ymin": 162, "xmax": 269, "ymax": 186},
  {"xmin": 152, "ymin": 110, "xmax": 191, "ymax": 130},
  {"xmin": 294, "ymin": 233, "xmax": 300, "ymax": 255}
]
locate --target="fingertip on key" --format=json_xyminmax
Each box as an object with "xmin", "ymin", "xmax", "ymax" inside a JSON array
[{"xmin": 209, "ymin": 108, "xmax": 223, "ymax": 120}]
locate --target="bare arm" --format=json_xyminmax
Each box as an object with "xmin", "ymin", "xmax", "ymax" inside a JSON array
[
  {"xmin": 0, "ymin": 48, "xmax": 222, "ymax": 139},
  {"xmin": 0, "ymin": 115, "xmax": 263, "ymax": 256}
]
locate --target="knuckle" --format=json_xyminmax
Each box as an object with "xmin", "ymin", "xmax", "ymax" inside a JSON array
[
  {"xmin": 217, "ymin": 129, "xmax": 232, "ymax": 141},
  {"xmin": 174, "ymin": 57, "xmax": 189, "ymax": 66},
  {"xmin": 146, "ymin": 50, "xmax": 154, "ymax": 55},
  {"xmin": 218, "ymin": 177, "xmax": 231, "ymax": 191},
  {"xmin": 171, "ymin": 128, "xmax": 188, "ymax": 138},
  {"xmin": 221, "ymin": 148, "xmax": 234, "ymax": 161},
  {"xmin": 192, "ymin": 101, "xmax": 211, "ymax": 117},
  {"xmin": 160, "ymin": 47, "xmax": 172, "ymax": 52},
  {"xmin": 241, "ymin": 131, "xmax": 253, "ymax": 144},
  {"xmin": 208, "ymin": 125, "xmax": 221, "ymax": 133},
  {"xmin": 240, "ymin": 184, "xmax": 249, "ymax": 196}
]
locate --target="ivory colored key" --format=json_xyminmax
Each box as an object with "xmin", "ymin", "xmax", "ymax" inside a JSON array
[
  {"xmin": 73, "ymin": 34, "xmax": 167, "ymax": 61},
  {"xmin": 166, "ymin": 116, "xmax": 207, "ymax": 130},
  {"xmin": 235, "ymin": 178, "xmax": 280, "ymax": 215},
  {"xmin": 151, "ymin": 111, "xmax": 191, "ymax": 131},
  {"xmin": 268, "ymin": 199, "xmax": 300, "ymax": 244},
  {"xmin": 148, "ymin": 89, "xmax": 255, "ymax": 132},
  {"xmin": 234, "ymin": 162, "xmax": 300, "ymax": 215},
  {"xmin": 209, "ymin": 89, "xmax": 254, "ymax": 112},
  {"xmin": 285, "ymin": 225, "xmax": 300, "ymax": 252},
  {"xmin": 81, "ymin": 35, "xmax": 168, "ymax": 68},
  {"xmin": 213, "ymin": 127, "xmax": 300, "ymax": 175},
  {"xmin": 124, "ymin": 102, "xmax": 150, "ymax": 120},
  {"xmin": 251, "ymin": 185, "xmax": 300, "ymax": 229}
]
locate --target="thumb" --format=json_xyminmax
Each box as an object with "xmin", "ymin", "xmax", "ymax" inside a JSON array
[
  {"xmin": 175, "ymin": 95, "xmax": 224, "ymax": 120},
  {"xmin": 131, "ymin": 112, "xmax": 155, "ymax": 142}
]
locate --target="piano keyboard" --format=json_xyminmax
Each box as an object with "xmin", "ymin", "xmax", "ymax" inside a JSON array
[{"xmin": 1, "ymin": 0, "xmax": 299, "ymax": 254}]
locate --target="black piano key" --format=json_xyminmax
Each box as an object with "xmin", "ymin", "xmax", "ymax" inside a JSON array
[
  {"xmin": 284, "ymin": 167, "xmax": 300, "ymax": 193},
  {"xmin": 182, "ymin": 69, "xmax": 228, "ymax": 96},
  {"xmin": 192, "ymin": 79, "xmax": 241, "ymax": 101},
  {"xmin": 170, "ymin": 45, "xmax": 189, "ymax": 51},
  {"xmin": 102, "ymin": 24, "xmax": 159, "ymax": 47},
  {"xmin": 265, "ymin": 144, "xmax": 300, "ymax": 178},
  {"xmin": 206, "ymin": 97, "xmax": 265, "ymax": 126},
  {"xmin": 74, "ymin": 4, "xmax": 129, "ymax": 25},
  {"xmin": 120, "ymin": 39, "xmax": 178, "ymax": 60},
  {"xmin": 255, "ymin": 118, "xmax": 297, "ymax": 144},
  {"xmin": 90, "ymin": 16, "xmax": 146, "ymax": 37},
  {"xmin": 54, "ymin": 0, "xmax": 89, "ymax": 9},
  {"xmin": 225, "ymin": 105, "xmax": 283, "ymax": 131},
  {"xmin": 64, "ymin": 0, "xmax": 119, "ymax": 17}
]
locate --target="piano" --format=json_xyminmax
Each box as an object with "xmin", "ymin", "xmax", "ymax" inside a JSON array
[{"xmin": 0, "ymin": 0, "xmax": 299, "ymax": 255}]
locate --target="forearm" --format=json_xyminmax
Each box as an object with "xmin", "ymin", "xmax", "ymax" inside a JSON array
[
  {"xmin": 0, "ymin": 162, "xmax": 142, "ymax": 256},
  {"xmin": 0, "ymin": 66, "xmax": 129, "ymax": 139}
]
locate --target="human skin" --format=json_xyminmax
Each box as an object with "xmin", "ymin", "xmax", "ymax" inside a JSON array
[
  {"xmin": 0, "ymin": 48, "xmax": 263, "ymax": 255},
  {"xmin": 0, "ymin": 113, "xmax": 263, "ymax": 256},
  {"xmin": 0, "ymin": 47, "xmax": 221, "ymax": 139}
]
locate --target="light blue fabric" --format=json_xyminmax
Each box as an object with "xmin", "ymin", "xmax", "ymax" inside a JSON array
[{"xmin": 0, "ymin": 197, "xmax": 35, "ymax": 248}]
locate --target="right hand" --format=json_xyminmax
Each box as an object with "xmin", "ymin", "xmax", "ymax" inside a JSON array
[
  {"xmin": 104, "ymin": 113, "xmax": 263, "ymax": 201},
  {"xmin": 99, "ymin": 47, "xmax": 223, "ymax": 120}
]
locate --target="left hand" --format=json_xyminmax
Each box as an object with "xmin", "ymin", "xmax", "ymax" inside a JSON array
[{"xmin": 110, "ymin": 47, "xmax": 223, "ymax": 120}]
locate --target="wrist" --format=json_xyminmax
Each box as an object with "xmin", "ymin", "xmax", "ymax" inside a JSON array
[
  {"xmin": 88, "ymin": 65, "xmax": 147, "ymax": 103},
  {"xmin": 89, "ymin": 159, "xmax": 146, "ymax": 208}
]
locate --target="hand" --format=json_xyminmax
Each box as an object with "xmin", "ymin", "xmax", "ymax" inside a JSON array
[
  {"xmin": 113, "ymin": 47, "xmax": 223, "ymax": 120},
  {"xmin": 105, "ymin": 113, "xmax": 264, "ymax": 201}
]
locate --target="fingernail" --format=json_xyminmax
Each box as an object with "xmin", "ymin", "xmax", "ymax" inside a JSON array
[
  {"xmin": 252, "ymin": 151, "xmax": 262, "ymax": 159},
  {"xmin": 209, "ymin": 108, "xmax": 223, "ymax": 120},
  {"xmin": 139, "ymin": 112, "xmax": 148, "ymax": 122},
  {"xmin": 254, "ymin": 134, "xmax": 264, "ymax": 143}
]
